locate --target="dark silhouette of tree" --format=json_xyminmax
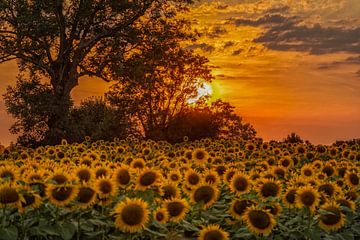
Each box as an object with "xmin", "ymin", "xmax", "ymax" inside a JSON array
[
  {"xmin": 3, "ymin": 74, "xmax": 59, "ymax": 147},
  {"xmin": 0, "ymin": 0, "xmax": 194, "ymax": 144},
  {"xmin": 284, "ymin": 132, "xmax": 304, "ymax": 143},
  {"xmin": 106, "ymin": 43, "xmax": 213, "ymax": 139},
  {"xmin": 67, "ymin": 98, "xmax": 129, "ymax": 143}
]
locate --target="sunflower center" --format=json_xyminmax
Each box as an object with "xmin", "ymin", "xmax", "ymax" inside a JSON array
[
  {"xmin": 233, "ymin": 200, "xmax": 254, "ymax": 215},
  {"xmin": 99, "ymin": 181, "xmax": 112, "ymax": 194},
  {"xmin": 188, "ymin": 174, "xmax": 200, "ymax": 185},
  {"xmin": 261, "ymin": 182, "xmax": 279, "ymax": 198},
  {"xmin": 51, "ymin": 187, "xmax": 73, "ymax": 201},
  {"xmin": 193, "ymin": 186, "xmax": 215, "ymax": 204},
  {"xmin": 349, "ymin": 173, "xmax": 359, "ymax": 185},
  {"xmin": 167, "ymin": 201, "xmax": 185, "ymax": 217},
  {"xmin": 78, "ymin": 187, "xmax": 95, "ymax": 204},
  {"xmin": 285, "ymin": 189, "xmax": 296, "ymax": 204},
  {"xmin": 21, "ymin": 193, "xmax": 35, "ymax": 207},
  {"xmin": 0, "ymin": 187, "xmax": 19, "ymax": 204},
  {"xmin": 170, "ymin": 174, "xmax": 179, "ymax": 181},
  {"xmin": 77, "ymin": 169, "xmax": 91, "ymax": 182},
  {"xmin": 300, "ymin": 191, "xmax": 315, "ymax": 206},
  {"xmin": 162, "ymin": 186, "xmax": 177, "ymax": 200},
  {"xmin": 304, "ymin": 169, "xmax": 312, "ymax": 176},
  {"xmin": 234, "ymin": 177, "xmax": 248, "ymax": 191},
  {"xmin": 96, "ymin": 168, "xmax": 108, "ymax": 178},
  {"xmin": 248, "ymin": 210, "xmax": 271, "ymax": 229},
  {"xmin": 156, "ymin": 212, "xmax": 165, "ymax": 221},
  {"xmin": 320, "ymin": 207, "xmax": 341, "ymax": 225},
  {"xmin": 51, "ymin": 174, "xmax": 68, "ymax": 184},
  {"xmin": 205, "ymin": 175, "xmax": 216, "ymax": 184},
  {"xmin": 116, "ymin": 169, "xmax": 130, "ymax": 185},
  {"xmin": 0, "ymin": 171, "xmax": 14, "ymax": 180},
  {"xmin": 204, "ymin": 230, "xmax": 224, "ymax": 240},
  {"xmin": 319, "ymin": 184, "xmax": 334, "ymax": 197},
  {"xmin": 322, "ymin": 166, "xmax": 334, "ymax": 176},
  {"xmin": 140, "ymin": 172, "xmax": 157, "ymax": 186},
  {"xmin": 121, "ymin": 204, "xmax": 144, "ymax": 226},
  {"xmin": 195, "ymin": 151, "xmax": 205, "ymax": 160}
]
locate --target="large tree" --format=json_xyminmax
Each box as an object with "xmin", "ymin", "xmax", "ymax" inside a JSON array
[{"xmin": 0, "ymin": 0, "xmax": 193, "ymax": 144}]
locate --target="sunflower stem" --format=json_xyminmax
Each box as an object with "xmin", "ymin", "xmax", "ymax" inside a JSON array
[
  {"xmin": 77, "ymin": 211, "xmax": 81, "ymax": 240},
  {"xmin": 2, "ymin": 207, "xmax": 6, "ymax": 227}
]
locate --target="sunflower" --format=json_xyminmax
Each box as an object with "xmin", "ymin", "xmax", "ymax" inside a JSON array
[
  {"xmin": 161, "ymin": 182, "xmax": 180, "ymax": 200},
  {"xmin": 322, "ymin": 165, "xmax": 335, "ymax": 177},
  {"xmin": 344, "ymin": 172, "xmax": 359, "ymax": 188},
  {"xmin": 75, "ymin": 185, "xmax": 97, "ymax": 209},
  {"xmin": 336, "ymin": 197, "xmax": 356, "ymax": 213},
  {"xmin": 283, "ymin": 187, "xmax": 297, "ymax": 208},
  {"xmin": 190, "ymin": 184, "xmax": 219, "ymax": 209},
  {"xmin": 0, "ymin": 166, "xmax": 18, "ymax": 182},
  {"xmin": 154, "ymin": 208, "xmax": 169, "ymax": 224},
  {"xmin": 94, "ymin": 166, "xmax": 111, "ymax": 179},
  {"xmin": 229, "ymin": 173, "xmax": 251, "ymax": 195},
  {"xmin": 295, "ymin": 186, "xmax": 320, "ymax": 213},
  {"xmin": 48, "ymin": 171, "xmax": 71, "ymax": 185},
  {"xmin": 318, "ymin": 202, "xmax": 345, "ymax": 232},
  {"xmin": 130, "ymin": 158, "xmax": 146, "ymax": 170},
  {"xmin": 136, "ymin": 168, "xmax": 161, "ymax": 190},
  {"xmin": 318, "ymin": 182, "xmax": 341, "ymax": 198},
  {"xmin": 257, "ymin": 178, "xmax": 282, "ymax": 200},
  {"xmin": 0, "ymin": 183, "xmax": 22, "ymax": 208},
  {"xmin": 75, "ymin": 166, "xmax": 94, "ymax": 183},
  {"xmin": 243, "ymin": 206, "xmax": 276, "ymax": 236},
  {"xmin": 167, "ymin": 170, "xmax": 182, "ymax": 183},
  {"xmin": 301, "ymin": 164, "xmax": 315, "ymax": 178},
  {"xmin": 203, "ymin": 170, "xmax": 220, "ymax": 186},
  {"xmin": 272, "ymin": 166, "xmax": 287, "ymax": 180},
  {"xmin": 95, "ymin": 177, "xmax": 117, "ymax": 198},
  {"xmin": 198, "ymin": 225, "xmax": 229, "ymax": 240},
  {"xmin": 19, "ymin": 187, "xmax": 42, "ymax": 213},
  {"xmin": 223, "ymin": 168, "xmax": 236, "ymax": 184},
  {"xmin": 229, "ymin": 199, "xmax": 257, "ymax": 220},
  {"xmin": 114, "ymin": 198, "xmax": 149, "ymax": 233},
  {"xmin": 264, "ymin": 202, "xmax": 282, "ymax": 217},
  {"xmin": 113, "ymin": 166, "xmax": 132, "ymax": 188},
  {"xmin": 164, "ymin": 198, "xmax": 189, "ymax": 222},
  {"xmin": 192, "ymin": 148, "xmax": 209, "ymax": 165},
  {"xmin": 47, "ymin": 185, "xmax": 78, "ymax": 207},
  {"xmin": 185, "ymin": 170, "xmax": 202, "ymax": 187}
]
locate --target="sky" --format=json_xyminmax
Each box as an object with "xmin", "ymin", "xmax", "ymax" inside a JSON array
[{"xmin": 1, "ymin": 0, "xmax": 360, "ymax": 145}]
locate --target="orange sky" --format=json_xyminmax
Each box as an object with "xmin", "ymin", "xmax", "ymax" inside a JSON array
[{"xmin": 1, "ymin": 0, "xmax": 360, "ymax": 145}]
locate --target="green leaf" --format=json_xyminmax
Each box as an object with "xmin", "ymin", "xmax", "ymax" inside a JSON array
[
  {"xmin": 0, "ymin": 226, "xmax": 18, "ymax": 240},
  {"xmin": 59, "ymin": 221, "xmax": 76, "ymax": 240}
]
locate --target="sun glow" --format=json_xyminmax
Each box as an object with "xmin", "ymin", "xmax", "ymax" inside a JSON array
[{"xmin": 188, "ymin": 82, "xmax": 213, "ymax": 104}]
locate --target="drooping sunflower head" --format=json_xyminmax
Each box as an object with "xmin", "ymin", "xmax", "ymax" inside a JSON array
[
  {"xmin": 283, "ymin": 187, "xmax": 297, "ymax": 208},
  {"xmin": 164, "ymin": 198, "xmax": 189, "ymax": 222},
  {"xmin": 336, "ymin": 197, "xmax": 356, "ymax": 213},
  {"xmin": 295, "ymin": 186, "xmax": 320, "ymax": 213},
  {"xmin": 229, "ymin": 173, "xmax": 251, "ymax": 195},
  {"xmin": 190, "ymin": 184, "xmax": 219, "ymax": 209},
  {"xmin": 318, "ymin": 202, "xmax": 345, "ymax": 232},
  {"xmin": 198, "ymin": 224, "xmax": 229, "ymax": 240},
  {"xmin": 345, "ymin": 172, "xmax": 359, "ymax": 188},
  {"xmin": 114, "ymin": 198, "xmax": 149, "ymax": 233},
  {"xmin": 229, "ymin": 199, "xmax": 257, "ymax": 220},
  {"xmin": 318, "ymin": 182, "xmax": 340, "ymax": 198},
  {"xmin": 243, "ymin": 206, "xmax": 276, "ymax": 236}
]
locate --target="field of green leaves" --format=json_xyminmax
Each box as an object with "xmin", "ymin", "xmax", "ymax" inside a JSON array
[{"xmin": 0, "ymin": 137, "xmax": 359, "ymax": 240}]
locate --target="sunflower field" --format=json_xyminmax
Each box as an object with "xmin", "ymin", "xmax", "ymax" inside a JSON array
[{"xmin": 0, "ymin": 137, "xmax": 359, "ymax": 240}]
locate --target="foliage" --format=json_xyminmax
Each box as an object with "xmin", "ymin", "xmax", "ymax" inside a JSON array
[
  {"xmin": 284, "ymin": 132, "xmax": 304, "ymax": 144},
  {"xmin": 0, "ymin": 0, "xmax": 195, "ymax": 143}
]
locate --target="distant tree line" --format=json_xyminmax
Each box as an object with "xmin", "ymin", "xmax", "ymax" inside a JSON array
[{"xmin": 1, "ymin": 0, "xmax": 256, "ymax": 147}]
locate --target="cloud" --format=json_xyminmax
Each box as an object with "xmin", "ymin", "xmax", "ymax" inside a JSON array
[
  {"xmin": 228, "ymin": 14, "xmax": 297, "ymax": 27},
  {"xmin": 232, "ymin": 49, "xmax": 243, "ymax": 56},
  {"xmin": 318, "ymin": 55, "xmax": 360, "ymax": 70},
  {"xmin": 223, "ymin": 41, "xmax": 235, "ymax": 48},
  {"xmin": 200, "ymin": 25, "xmax": 228, "ymax": 38},
  {"xmin": 187, "ymin": 43, "xmax": 216, "ymax": 52}
]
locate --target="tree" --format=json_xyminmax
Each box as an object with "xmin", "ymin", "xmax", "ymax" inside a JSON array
[
  {"xmin": 106, "ymin": 44, "xmax": 213, "ymax": 139},
  {"xmin": 67, "ymin": 98, "xmax": 130, "ymax": 143},
  {"xmin": 284, "ymin": 132, "xmax": 304, "ymax": 144},
  {"xmin": 0, "ymin": 0, "xmax": 194, "ymax": 144}
]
